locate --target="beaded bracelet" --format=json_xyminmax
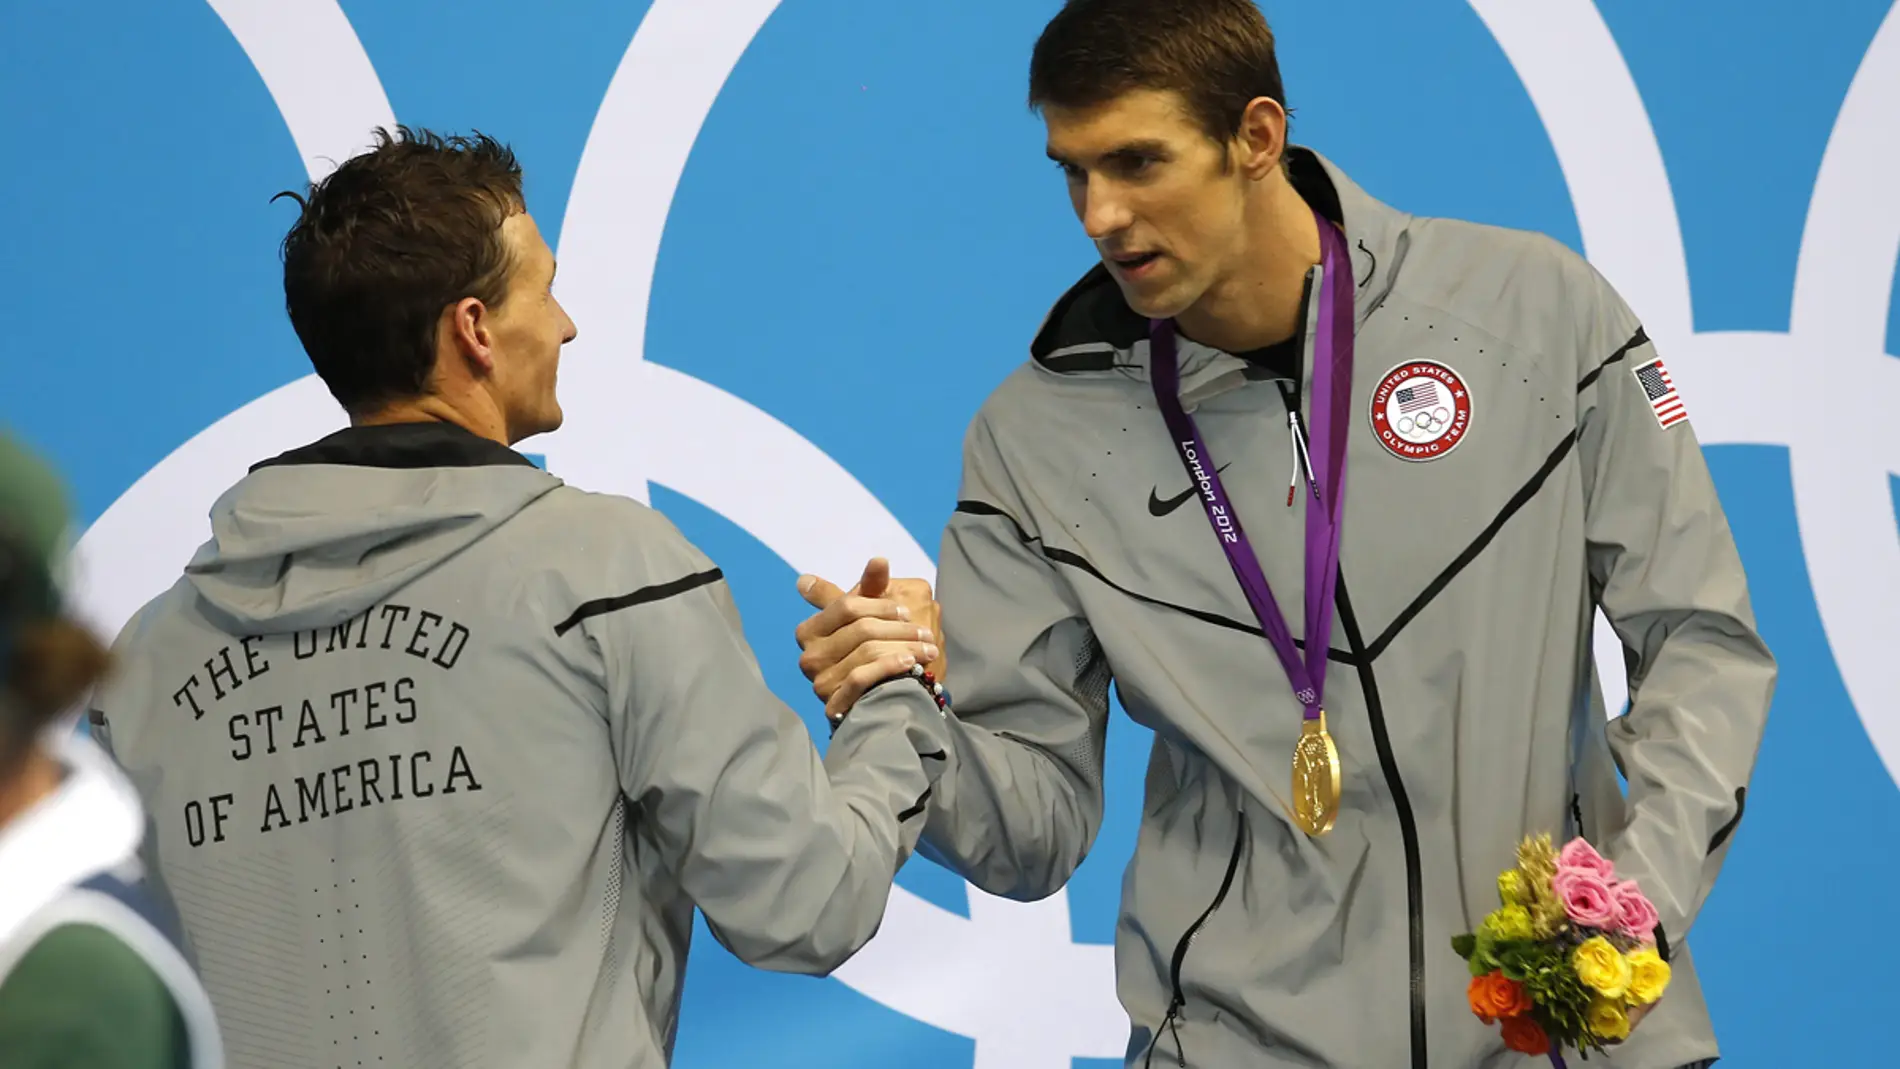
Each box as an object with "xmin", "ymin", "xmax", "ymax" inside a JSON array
[
  {"xmin": 909, "ymin": 663, "xmax": 951, "ymax": 714},
  {"xmin": 828, "ymin": 663, "xmax": 951, "ymax": 734}
]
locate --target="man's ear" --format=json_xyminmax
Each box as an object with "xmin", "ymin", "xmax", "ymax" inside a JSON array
[
  {"xmin": 1235, "ymin": 96, "xmax": 1290, "ymax": 181},
  {"xmin": 442, "ymin": 296, "xmax": 496, "ymax": 374}
]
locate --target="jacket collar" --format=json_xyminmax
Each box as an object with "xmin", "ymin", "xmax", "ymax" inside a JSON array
[
  {"xmin": 251, "ymin": 420, "xmax": 537, "ymax": 473},
  {"xmin": 1028, "ymin": 147, "xmax": 1411, "ymax": 410}
]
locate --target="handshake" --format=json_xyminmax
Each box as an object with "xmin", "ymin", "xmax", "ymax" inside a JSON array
[{"xmin": 792, "ymin": 557, "xmax": 949, "ymax": 723}]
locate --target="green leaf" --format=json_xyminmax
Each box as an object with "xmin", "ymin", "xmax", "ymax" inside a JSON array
[
  {"xmin": 1451, "ymin": 934, "xmax": 1477, "ymax": 959},
  {"xmin": 1522, "ymin": 963, "xmax": 1595, "ymax": 1050},
  {"xmin": 1494, "ymin": 940, "xmax": 1558, "ymax": 983},
  {"xmin": 1467, "ymin": 928, "xmax": 1505, "ymax": 976}
]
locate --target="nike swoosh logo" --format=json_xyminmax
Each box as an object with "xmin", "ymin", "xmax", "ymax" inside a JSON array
[{"xmin": 1148, "ymin": 463, "xmax": 1233, "ymax": 517}]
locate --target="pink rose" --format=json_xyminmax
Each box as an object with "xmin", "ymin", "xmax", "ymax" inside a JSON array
[
  {"xmin": 1552, "ymin": 868, "xmax": 1619, "ymax": 930},
  {"xmin": 1613, "ymin": 881, "xmax": 1661, "ymax": 944},
  {"xmin": 1558, "ymin": 838, "xmax": 1617, "ymax": 881}
]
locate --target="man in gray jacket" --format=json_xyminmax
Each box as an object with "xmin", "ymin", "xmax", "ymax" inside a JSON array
[
  {"xmin": 90, "ymin": 126, "xmax": 950, "ymax": 1069},
  {"xmin": 795, "ymin": 2, "xmax": 1772, "ymax": 1067}
]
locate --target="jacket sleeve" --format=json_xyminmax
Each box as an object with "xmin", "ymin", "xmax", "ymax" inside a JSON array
[
  {"xmin": 579, "ymin": 507, "xmax": 949, "ymax": 974},
  {"xmin": 1573, "ymin": 269, "xmax": 1776, "ymax": 947},
  {"xmin": 915, "ymin": 409, "xmax": 1113, "ymax": 901}
]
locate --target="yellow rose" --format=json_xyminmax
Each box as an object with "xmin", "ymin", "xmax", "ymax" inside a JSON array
[
  {"xmin": 1587, "ymin": 997, "xmax": 1631, "ymax": 1042},
  {"xmin": 1498, "ymin": 870, "xmax": 1526, "ymax": 906},
  {"xmin": 1626, "ymin": 947, "xmax": 1671, "ymax": 1005},
  {"xmin": 1572, "ymin": 936, "xmax": 1633, "ymax": 999}
]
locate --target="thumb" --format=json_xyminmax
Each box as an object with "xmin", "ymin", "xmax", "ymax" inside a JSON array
[
  {"xmin": 856, "ymin": 557, "xmax": 891, "ymax": 599},
  {"xmin": 797, "ymin": 573, "xmax": 847, "ymax": 610}
]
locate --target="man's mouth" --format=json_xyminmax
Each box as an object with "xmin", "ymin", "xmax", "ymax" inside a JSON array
[{"xmin": 1109, "ymin": 251, "xmax": 1162, "ymax": 273}]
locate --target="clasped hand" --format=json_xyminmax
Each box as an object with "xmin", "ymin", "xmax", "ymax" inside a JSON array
[{"xmin": 794, "ymin": 557, "xmax": 946, "ymax": 722}]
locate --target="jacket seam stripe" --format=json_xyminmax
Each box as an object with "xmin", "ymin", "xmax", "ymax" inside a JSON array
[
  {"xmin": 953, "ymin": 499, "xmax": 1033, "ymax": 539},
  {"xmin": 1574, "ymin": 326, "xmax": 1650, "ymax": 394},
  {"xmin": 1707, "ymin": 786, "xmax": 1747, "ymax": 853},
  {"xmin": 953, "ymin": 501, "xmax": 1358, "ymax": 666},
  {"xmin": 552, "ymin": 568, "xmax": 725, "ymax": 636},
  {"xmin": 1364, "ymin": 430, "xmax": 1579, "ymax": 660},
  {"xmin": 896, "ymin": 786, "xmax": 933, "ymax": 823}
]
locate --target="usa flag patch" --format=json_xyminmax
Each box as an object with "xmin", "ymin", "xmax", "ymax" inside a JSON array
[{"xmin": 1632, "ymin": 357, "xmax": 1688, "ymax": 429}]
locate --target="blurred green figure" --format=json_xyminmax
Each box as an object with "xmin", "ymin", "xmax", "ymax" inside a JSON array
[{"xmin": 0, "ymin": 431, "xmax": 222, "ymax": 1068}]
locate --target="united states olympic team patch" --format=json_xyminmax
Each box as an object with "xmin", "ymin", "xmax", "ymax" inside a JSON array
[{"xmin": 1370, "ymin": 360, "xmax": 1473, "ymax": 461}]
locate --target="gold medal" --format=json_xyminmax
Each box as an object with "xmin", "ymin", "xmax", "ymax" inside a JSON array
[
  {"xmin": 1291, "ymin": 712, "xmax": 1341, "ymax": 837},
  {"xmin": 1149, "ymin": 214, "xmax": 1358, "ymax": 842}
]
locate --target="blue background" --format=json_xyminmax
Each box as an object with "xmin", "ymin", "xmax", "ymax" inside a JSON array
[{"xmin": 3, "ymin": 1, "xmax": 1896, "ymax": 1065}]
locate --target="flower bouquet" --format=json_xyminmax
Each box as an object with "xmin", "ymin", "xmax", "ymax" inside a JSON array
[{"xmin": 1452, "ymin": 835, "xmax": 1671, "ymax": 1065}]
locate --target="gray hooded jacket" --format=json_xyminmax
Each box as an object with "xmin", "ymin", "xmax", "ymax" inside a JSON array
[
  {"xmin": 916, "ymin": 149, "xmax": 1772, "ymax": 1069},
  {"xmin": 91, "ymin": 422, "xmax": 949, "ymax": 1069}
]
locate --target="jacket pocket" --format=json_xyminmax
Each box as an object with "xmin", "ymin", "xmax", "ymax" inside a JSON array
[{"xmin": 1141, "ymin": 808, "xmax": 1248, "ymax": 1069}]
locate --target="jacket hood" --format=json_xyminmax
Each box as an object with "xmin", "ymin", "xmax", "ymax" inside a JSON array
[
  {"xmin": 1026, "ymin": 146, "xmax": 1413, "ymax": 409},
  {"xmin": 183, "ymin": 421, "xmax": 562, "ymax": 632}
]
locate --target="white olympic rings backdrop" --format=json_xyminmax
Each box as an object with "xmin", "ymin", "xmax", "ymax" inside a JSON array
[{"xmin": 3, "ymin": 1, "xmax": 1895, "ymax": 1065}]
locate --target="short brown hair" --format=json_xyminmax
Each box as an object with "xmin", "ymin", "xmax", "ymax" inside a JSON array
[
  {"xmin": 1028, "ymin": 0, "xmax": 1289, "ymax": 144},
  {"xmin": 274, "ymin": 126, "xmax": 526, "ymax": 415},
  {"xmin": 2, "ymin": 619, "xmax": 109, "ymax": 771}
]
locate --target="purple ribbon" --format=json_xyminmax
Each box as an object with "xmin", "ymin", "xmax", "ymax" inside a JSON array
[
  {"xmin": 1148, "ymin": 207, "xmax": 1355, "ymax": 722},
  {"xmin": 1549, "ymin": 1052, "xmax": 1568, "ymax": 1069}
]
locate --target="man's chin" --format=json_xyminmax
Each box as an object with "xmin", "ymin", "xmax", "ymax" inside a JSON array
[
  {"xmin": 509, "ymin": 407, "xmax": 564, "ymax": 446},
  {"xmin": 1115, "ymin": 281, "xmax": 1190, "ymax": 322}
]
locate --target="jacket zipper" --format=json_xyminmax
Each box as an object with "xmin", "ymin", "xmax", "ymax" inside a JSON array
[
  {"xmin": 1275, "ymin": 381, "xmax": 1429, "ymax": 1068},
  {"xmin": 1336, "ymin": 576, "xmax": 1428, "ymax": 1069},
  {"xmin": 1143, "ymin": 808, "xmax": 1248, "ymax": 1069}
]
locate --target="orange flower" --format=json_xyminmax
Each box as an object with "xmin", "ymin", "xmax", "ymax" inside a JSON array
[
  {"xmin": 1501, "ymin": 1014, "xmax": 1550, "ymax": 1055},
  {"xmin": 1467, "ymin": 972, "xmax": 1532, "ymax": 1022}
]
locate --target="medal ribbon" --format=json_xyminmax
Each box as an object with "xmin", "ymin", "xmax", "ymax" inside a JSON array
[{"xmin": 1147, "ymin": 208, "xmax": 1355, "ymax": 722}]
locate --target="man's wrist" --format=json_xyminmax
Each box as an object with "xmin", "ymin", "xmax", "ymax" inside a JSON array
[{"xmin": 828, "ymin": 666, "xmax": 949, "ymax": 735}]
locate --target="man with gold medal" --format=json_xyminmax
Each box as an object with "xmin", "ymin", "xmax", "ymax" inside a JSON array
[{"xmin": 795, "ymin": 1, "xmax": 1771, "ymax": 1066}]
